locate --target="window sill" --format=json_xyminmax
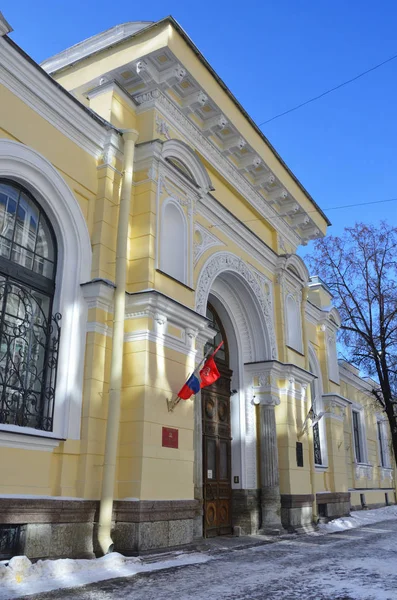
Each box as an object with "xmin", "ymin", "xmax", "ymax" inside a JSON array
[
  {"xmin": 315, "ymin": 464, "xmax": 328, "ymax": 472},
  {"xmin": 0, "ymin": 426, "xmax": 64, "ymax": 452}
]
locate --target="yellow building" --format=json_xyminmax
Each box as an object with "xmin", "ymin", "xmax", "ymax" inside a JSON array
[{"xmin": 0, "ymin": 13, "xmax": 395, "ymax": 559}]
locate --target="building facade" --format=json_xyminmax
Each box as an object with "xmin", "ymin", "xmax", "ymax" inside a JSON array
[{"xmin": 0, "ymin": 14, "xmax": 395, "ymax": 559}]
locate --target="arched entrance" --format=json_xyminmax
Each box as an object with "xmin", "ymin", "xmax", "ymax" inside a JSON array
[
  {"xmin": 202, "ymin": 303, "xmax": 233, "ymax": 537},
  {"xmin": 195, "ymin": 251, "xmax": 278, "ymax": 537}
]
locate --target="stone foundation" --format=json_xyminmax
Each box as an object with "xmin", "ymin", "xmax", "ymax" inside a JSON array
[
  {"xmin": 0, "ymin": 498, "xmax": 199, "ymax": 560},
  {"xmin": 112, "ymin": 500, "xmax": 199, "ymax": 554},
  {"xmin": 232, "ymin": 489, "xmax": 261, "ymax": 535},
  {"xmin": 280, "ymin": 494, "xmax": 314, "ymax": 532},
  {"xmin": 316, "ymin": 492, "xmax": 350, "ymax": 520}
]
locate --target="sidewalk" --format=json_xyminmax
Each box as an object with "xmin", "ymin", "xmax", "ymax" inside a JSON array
[{"xmin": 139, "ymin": 532, "xmax": 290, "ymax": 564}]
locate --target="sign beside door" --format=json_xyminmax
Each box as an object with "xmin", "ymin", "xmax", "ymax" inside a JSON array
[{"xmin": 162, "ymin": 427, "xmax": 178, "ymax": 448}]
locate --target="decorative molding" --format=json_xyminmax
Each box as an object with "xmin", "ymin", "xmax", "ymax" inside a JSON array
[
  {"xmin": 0, "ymin": 37, "xmax": 112, "ymax": 158},
  {"xmin": 0, "ymin": 11, "xmax": 12, "ymax": 36},
  {"xmin": 0, "ymin": 429, "xmax": 61, "ymax": 451},
  {"xmin": 155, "ymin": 115, "xmax": 171, "ymax": 140},
  {"xmin": 243, "ymin": 380, "xmax": 258, "ymax": 488},
  {"xmin": 339, "ymin": 361, "xmax": 377, "ymax": 395},
  {"xmin": 81, "ymin": 279, "xmax": 114, "ymax": 313},
  {"xmin": 193, "ymin": 222, "xmax": 224, "ymax": 266},
  {"xmin": 86, "ymin": 322, "xmax": 112, "ymax": 338},
  {"xmin": 100, "ymin": 129, "xmax": 124, "ymax": 166},
  {"xmin": 134, "ymin": 89, "xmax": 161, "ymax": 105},
  {"xmin": 355, "ymin": 463, "xmax": 373, "ymax": 481},
  {"xmin": 195, "ymin": 251, "xmax": 277, "ymax": 359},
  {"xmin": 196, "ymin": 194, "xmax": 278, "ymax": 271},
  {"xmin": 136, "ymin": 90, "xmax": 304, "ymax": 248},
  {"xmin": 0, "ymin": 140, "xmax": 92, "ymax": 442},
  {"xmin": 124, "ymin": 290, "xmax": 214, "ymax": 358},
  {"xmin": 379, "ymin": 467, "xmax": 393, "ymax": 482},
  {"xmin": 244, "ymin": 360, "xmax": 315, "ymax": 405}
]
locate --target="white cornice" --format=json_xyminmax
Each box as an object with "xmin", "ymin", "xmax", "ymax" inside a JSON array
[
  {"xmin": 87, "ymin": 79, "xmax": 136, "ymax": 109},
  {"xmin": 81, "ymin": 279, "xmax": 115, "ymax": 312},
  {"xmin": 0, "ymin": 11, "xmax": 12, "ymax": 36},
  {"xmin": 134, "ymin": 142, "xmax": 279, "ymax": 272},
  {"xmin": 136, "ymin": 91, "xmax": 303, "ymax": 249},
  {"xmin": 338, "ymin": 362, "xmax": 378, "ymax": 395},
  {"xmin": 125, "ymin": 290, "xmax": 210, "ymax": 333},
  {"xmin": 41, "ymin": 22, "xmax": 153, "ymax": 73},
  {"xmin": 305, "ymin": 300, "xmax": 340, "ymax": 333},
  {"xmin": 0, "ymin": 37, "xmax": 114, "ymax": 158}
]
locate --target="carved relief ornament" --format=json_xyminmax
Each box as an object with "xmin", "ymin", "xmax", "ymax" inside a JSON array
[{"xmin": 195, "ymin": 252, "xmax": 277, "ymax": 359}]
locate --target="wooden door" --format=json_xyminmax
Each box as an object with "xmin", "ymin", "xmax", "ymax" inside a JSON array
[{"xmin": 202, "ymin": 363, "xmax": 233, "ymax": 537}]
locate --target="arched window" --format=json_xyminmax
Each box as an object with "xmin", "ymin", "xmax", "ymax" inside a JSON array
[
  {"xmin": 0, "ymin": 179, "xmax": 60, "ymax": 432},
  {"xmin": 286, "ymin": 294, "xmax": 302, "ymax": 352},
  {"xmin": 159, "ymin": 200, "xmax": 187, "ymax": 284},
  {"xmin": 166, "ymin": 157, "xmax": 196, "ymax": 184}
]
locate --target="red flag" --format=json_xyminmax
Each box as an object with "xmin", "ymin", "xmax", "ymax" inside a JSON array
[{"xmin": 199, "ymin": 356, "xmax": 220, "ymax": 389}]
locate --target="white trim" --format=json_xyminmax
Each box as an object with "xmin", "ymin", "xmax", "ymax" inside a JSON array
[
  {"xmin": 376, "ymin": 416, "xmax": 391, "ymax": 469},
  {"xmin": 308, "ymin": 344, "xmax": 328, "ymax": 468},
  {"xmin": 195, "ymin": 251, "xmax": 277, "ymax": 360},
  {"xmin": 0, "ymin": 428, "xmax": 61, "ymax": 451},
  {"xmin": 285, "ymin": 292, "xmax": 303, "ymax": 353},
  {"xmin": 138, "ymin": 91, "xmax": 303, "ymax": 249},
  {"xmin": 86, "ymin": 322, "xmax": 113, "ymax": 337},
  {"xmin": 0, "ymin": 37, "xmax": 111, "ymax": 158},
  {"xmin": 41, "ymin": 22, "xmax": 152, "ymax": 73},
  {"xmin": 162, "ymin": 138, "xmax": 213, "ymax": 193},
  {"xmin": 0, "ymin": 140, "xmax": 92, "ymax": 442},
  {"xmin": 351, "ymin": 405, "xmax": 369, "ymax": 466},
  {"xmin": 0, "ymin": 11, "xmax": 12, "ymax": 36},
  {"xmin": 81, "ymin": 279, "xmax": 115, "ymax": 313},
  {"xmin": 159, "ymin": 196, "xmax": 189, "ymax": 285},
  {"xmin": 339, "ymin": 361, "xmax": 378, "ymax": 394}
]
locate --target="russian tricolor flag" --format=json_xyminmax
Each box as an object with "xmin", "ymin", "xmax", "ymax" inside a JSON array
[{"xmin": 177, "ymin": 342, "xmax": 223, "ymax": 400}]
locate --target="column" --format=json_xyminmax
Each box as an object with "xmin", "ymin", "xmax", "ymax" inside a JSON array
[{"xmin": 259, "ymin": 401, "xmax": 283, "ymax": 533}]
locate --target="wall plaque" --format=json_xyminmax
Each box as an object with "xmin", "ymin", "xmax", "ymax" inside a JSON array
[
  {"xmin": 162, "ymin": 426, "xmax": 178, "ymax": 449},
  {"xmin": 296, "ymin": 441, "xmax": 304, "ymax": 467}
]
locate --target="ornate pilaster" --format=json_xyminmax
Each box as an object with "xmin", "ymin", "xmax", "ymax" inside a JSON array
[{"xmin": 259, "ymin": 401, "xmax": 283, "ymax": 533}]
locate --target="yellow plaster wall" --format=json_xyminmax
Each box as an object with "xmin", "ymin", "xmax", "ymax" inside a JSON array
[
  {"xmin": 0, "ymin": 85, "xmax": 97, "ymax": 199},
  {"xmin": 118, "ymin": 338, "xmax": 195, "ymax": 500}
]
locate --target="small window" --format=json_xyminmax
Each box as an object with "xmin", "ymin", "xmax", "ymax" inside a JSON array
[
  {"xmin": 327, "ymin": 335, "xmax": 339, "ymax": 383},
  {"xmin": 286, "ymin": 294, "xmax": 302, "ymax": 352},
  {"xmin": 159, "ymin": 200, "xmax": 187, "ymax": 284},
  {"xmin": 352, "ymin": 410, "xmax": 363, "ymax": 463},
  {"xmin": 166, "ymin": 157, "xmax": 196, "ymax": 183}
]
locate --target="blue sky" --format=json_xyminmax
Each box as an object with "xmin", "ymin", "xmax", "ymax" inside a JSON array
[{"xmin": 2, "ymin": 0, "xmax": 397, "ymax": 253}]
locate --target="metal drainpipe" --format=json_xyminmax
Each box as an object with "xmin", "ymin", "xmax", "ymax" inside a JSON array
[{"xmin": 98, "ymin": 129, "xmax": 139, "ymax": 555}]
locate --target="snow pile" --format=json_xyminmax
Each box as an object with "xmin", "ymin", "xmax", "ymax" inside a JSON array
[
  {"xmin": 317, "ymin": 504, "xmax": 397, "ymax": 533},
  {"xmin": 0, "ymin": 551, "xmax": 210, "ymax": 599}
]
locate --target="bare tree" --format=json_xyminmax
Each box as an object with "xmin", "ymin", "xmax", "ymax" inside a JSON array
[{"xmin": 308, "ymin": 222, "xmax": 397, "ymax": 467}]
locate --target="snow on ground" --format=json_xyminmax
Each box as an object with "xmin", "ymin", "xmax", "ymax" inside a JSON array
[
  {"xmin": 1, "ymin": 505, "xmax": 397, "ymax": 599},
  {"xmin": 0, "ymin": 552, "xmax": 211, "ymax": 600},
  {"xmin": 316, "ymin": 504, "xmax": 397, "ymax": 533}
]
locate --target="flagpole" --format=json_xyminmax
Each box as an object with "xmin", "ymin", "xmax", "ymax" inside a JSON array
[{"xmin": 167, "ymin": 341, "xmax": 224, "ymax": 412}]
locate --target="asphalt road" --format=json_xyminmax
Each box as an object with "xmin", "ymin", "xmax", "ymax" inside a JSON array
[{"xmin": 18, "ymin": 520, "xmax": 397, "ymax": 600}]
